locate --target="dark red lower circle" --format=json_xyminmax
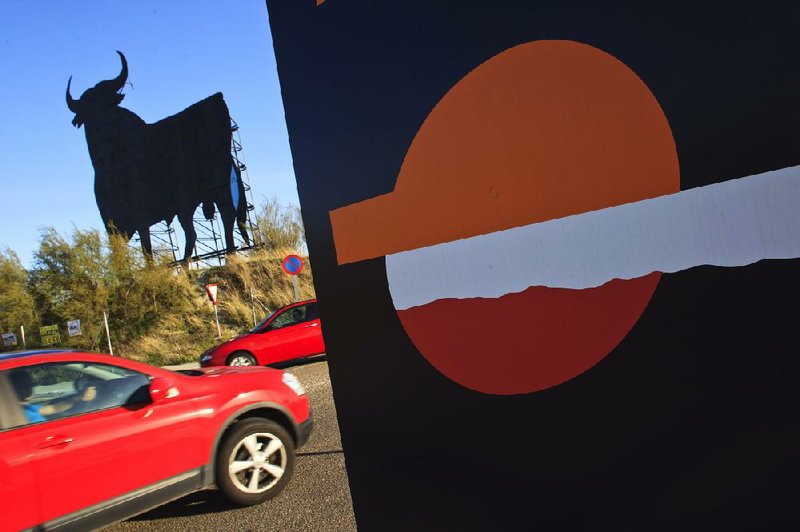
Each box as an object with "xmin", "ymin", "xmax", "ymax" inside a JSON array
[{"xmin": 397, "ymin": 273, "xmax": 661, "ymax": 395}]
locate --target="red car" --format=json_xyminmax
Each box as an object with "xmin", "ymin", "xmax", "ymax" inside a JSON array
[
  {"xmin": 0, "ymin": 349, "xmax": 312, "ymax": 532},
  {"xmin": 200, "ymin": 299, "xmax": 325, "ymax": 367}
]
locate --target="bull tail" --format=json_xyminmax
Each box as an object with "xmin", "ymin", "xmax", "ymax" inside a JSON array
[{"xmin": 202, "ymin": 201, "xmax": 215, "ymax": 220}]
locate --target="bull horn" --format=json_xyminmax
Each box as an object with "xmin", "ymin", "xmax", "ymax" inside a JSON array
[
  {"xmin": 109, "ymin": 50, "xmax": 128, "ymax": 92},
  {"xmin": 66, "ymin": 76, "xmax": 79, "ymax": 112}
]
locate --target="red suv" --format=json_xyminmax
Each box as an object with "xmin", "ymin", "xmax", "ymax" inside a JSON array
[
  {"xmin": 0, "ymin": 349, "xmax": 312, "ymax": 531},
  {"xmin": 200, "ymin": 299, "xmax": 325, "ymax": 367}
]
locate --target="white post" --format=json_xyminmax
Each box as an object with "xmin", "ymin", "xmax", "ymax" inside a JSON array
[
  {"xmin": 250, "ymin": 287, "xmax": 257, "ymax": 327},
  {"xmin": 103, "ymin": 311, "xmax": 114, "ymax": 356},
  {"xmin": 20, "ymin": 325, "xmax": 26, "ymax": 349},
  {"xmin": 213, "ymin": 305, "xmax": 222, "ymax": 338},
  {"xmin": 292, "ymin": 276, "xmax": 299, "ymax": 302}
]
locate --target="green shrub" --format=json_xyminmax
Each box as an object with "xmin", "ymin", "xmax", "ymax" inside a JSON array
[{"xmin": 0, "ymin": 224, "xmax": 315, "ymax": 366}]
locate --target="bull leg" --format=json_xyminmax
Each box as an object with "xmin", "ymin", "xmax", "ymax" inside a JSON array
[
  {"xmin": 236, "ymin": 208, "xmax": 250, "ymax": 246},
  {"xmin": 139, "ymin": 226, "xmax": 154, "ymax": 264},
  {"xmin": 217, "ymin": 200, "xmax": 237, "ymax": 253},
  {"xmin": 178, "ymin": 211, "xmax": 197, "ymax": 265}
]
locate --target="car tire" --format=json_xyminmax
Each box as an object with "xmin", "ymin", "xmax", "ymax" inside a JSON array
[
  {"xmin": 215, "ymin": 418, "xmax": 296, "ymax": 506},
  {"xmin": 227, "ymin": 351, "xmax": 257, "ymax": 367}
]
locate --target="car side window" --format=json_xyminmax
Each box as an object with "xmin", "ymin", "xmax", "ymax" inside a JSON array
[
  {"xmin": 268, "ymin": 305, "xmax": 310, "ymax": 330},
  {"xmin": 6, "ymin": 362, "xmax": 151, "ymax": 428},
  {"xmin": 305, "ymin": 303, "xmax": 318, "ymax": 321}
]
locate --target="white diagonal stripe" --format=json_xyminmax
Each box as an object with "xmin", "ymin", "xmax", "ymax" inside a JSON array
[{"xmin": 386, "ymin": 165, "xmax": 800, "ymax": 310}]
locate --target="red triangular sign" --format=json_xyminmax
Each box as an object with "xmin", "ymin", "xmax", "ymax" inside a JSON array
[{"xmin": 205, "ymin": 284, "xmax": 219, "ymax": 305}]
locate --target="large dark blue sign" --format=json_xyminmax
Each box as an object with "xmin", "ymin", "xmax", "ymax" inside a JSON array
[{"xmin": 266, "ymin": 1, "xmax": 800, "ymax": 530}]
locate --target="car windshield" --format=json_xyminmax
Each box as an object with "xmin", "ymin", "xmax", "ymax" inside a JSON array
[{"xmin": 250, "ymin": 312, "xmax": 274, "ymax": 333}]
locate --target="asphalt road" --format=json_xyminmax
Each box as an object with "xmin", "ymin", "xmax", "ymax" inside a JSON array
[{"xmin": 105, "ymin": 359, "xmax": 356, "ymax": 532}]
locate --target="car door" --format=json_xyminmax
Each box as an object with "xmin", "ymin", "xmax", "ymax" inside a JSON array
[
  {"xmin": 0, "ymin": 373, "xmax": 39, "ymax": 531},
  {"xmin": 256, "ymin": 304, "xmax": 318, "ymax": 363},
  {"xmin": 8, "ymin": 362, "xmax": 205, "ymax": 525},
  {"xmin": 304, "ymin": 302, "xmax": 325, "ymax": 355}
]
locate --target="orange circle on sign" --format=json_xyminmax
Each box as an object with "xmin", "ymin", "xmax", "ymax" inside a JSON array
[
  {"xmin": 331, "ymin": 40, "xmax": 679, "ymax": 264},
  {"xmin": 331, "ymin": 41, "xmax": 680, "ymax": 394}
]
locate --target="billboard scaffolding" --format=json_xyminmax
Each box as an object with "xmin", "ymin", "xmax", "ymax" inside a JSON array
[{"xmin": 134, "ymin": 117, "xmax": 262, "ymax": 269}]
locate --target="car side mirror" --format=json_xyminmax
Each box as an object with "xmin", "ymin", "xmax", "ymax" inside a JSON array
[{"xmin": 149, "ymin": 377, "xmax": 179, "ymax": 403}]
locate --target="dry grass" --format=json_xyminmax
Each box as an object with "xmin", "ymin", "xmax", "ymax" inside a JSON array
[
  {"xmin": 207, "ymin": 247, "xmax": 316, "ymax": 328},
  {"xmin": 117, "ymin": 248, "xmax": 316, "ymax": 365}
]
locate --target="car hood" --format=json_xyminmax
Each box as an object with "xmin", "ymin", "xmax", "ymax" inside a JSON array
[
  {"xmin": 219, "ymin": 332, "xmax": 254, "ymax": 345},
  {"xmin": 189, "ymin": 366, "xmax": 278, "ymax": 377},
  {"xmin": 201, "ymin": 334, "xmax": 251, "ymax": 356},
  {"xmin": 178, "ymin": 366, "xmax": 280, "ymax": 377}
]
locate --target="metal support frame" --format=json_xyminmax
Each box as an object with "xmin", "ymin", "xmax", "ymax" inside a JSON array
[{"xmin": 230, "ymin": 118, "xmax": 261, "ymax": 248}]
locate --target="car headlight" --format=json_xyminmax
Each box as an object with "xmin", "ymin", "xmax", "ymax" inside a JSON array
[
  {"xmin": 282, "ymin": 372, "xmax": 306, "ymax": 396},
  {"xmin": 200, "ymin": 351, "xmax": 213, "ymax": 363}
]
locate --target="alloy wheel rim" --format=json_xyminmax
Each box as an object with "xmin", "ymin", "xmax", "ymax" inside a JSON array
[
  {"xmin": 228, "ymin": 432, "xmax": 287, "ymax": 493},
  {"xmin": 230, "ymin": 356, "xmax": 253, "ymax": 366}
]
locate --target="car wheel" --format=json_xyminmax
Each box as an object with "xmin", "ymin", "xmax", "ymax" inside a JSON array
[
  {"xmin": 227, "ymin": 351, "xmax": 257, "ymax": 366},
  {"xmin": 215, "ymin": 418, "xmax": 296, "ymax": 506}
]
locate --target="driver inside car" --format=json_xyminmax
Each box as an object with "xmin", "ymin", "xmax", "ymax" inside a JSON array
[{"xmin": 9, "ymin": 369, "xmax": 97, "ymax": 423}]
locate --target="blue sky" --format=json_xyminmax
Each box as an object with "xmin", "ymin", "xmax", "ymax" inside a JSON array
[{"xmin": 0, "ymin": 1, "xmax": 298, "ymax": 266}]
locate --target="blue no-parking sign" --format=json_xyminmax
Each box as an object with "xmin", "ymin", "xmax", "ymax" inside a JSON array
[
  {"xmin": 282, "ymin": 255, "xmax": 304, "ymax": 302},
  {"xmin": 282, "ymin": 254, "xmax": 304, "ymax": 275}
]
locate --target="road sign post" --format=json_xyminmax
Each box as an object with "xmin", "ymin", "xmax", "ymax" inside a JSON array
[
  {"xmin": 250, "ymin": 287, "xmax": 257, "ymax": 327},
  {"xmin": 103, "ymin": 312, "xmax": 114, "ymax": 356},
  {"xmin": 281, "ymin": 255, "xmax": 304, "ymax": 302}
]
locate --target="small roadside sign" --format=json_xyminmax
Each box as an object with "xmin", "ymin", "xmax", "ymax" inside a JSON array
[
  {"xmin": 205, "ymin": 284, "xmax": 219, "ymax": 306},
  {"xmin": 40, "ymin": 324, "xmax": 61, "ymax": 346},
  {"xmin": 2, "ymin": 333, "xmax": 17, "ymax": 347},
  {"xmin": 282, "ymin": 255, "xmax": 304, "ymax": 276},
  {"xmin": 67, "ymin": 319, "xmax": 82, "ymax": 337}
]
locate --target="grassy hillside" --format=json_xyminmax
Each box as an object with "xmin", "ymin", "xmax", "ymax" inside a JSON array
[
  {"xmin": 114, "ymin": 248, "xmax": 316, "ymax": 366},
  {"xmin": 0, "ymin": 230, "xmax": 315, "ymax": 366},
  {"xmin": 122, "ymin": 249, "xmax": 316, "ymax": 366}
]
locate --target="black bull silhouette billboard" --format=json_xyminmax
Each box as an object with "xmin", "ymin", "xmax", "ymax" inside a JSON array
[
  {"xmin": 66, "ymin": 51, "xmax": 249, "ymax": 261},
  {"xmin": 267, "ymin": 1, "xmax": 800, "ymax": 530}
]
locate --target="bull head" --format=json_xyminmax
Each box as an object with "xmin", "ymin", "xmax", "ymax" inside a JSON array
[{"xmin": 66, "ymin": 51, "xmax": 128, "ymax": 128}]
